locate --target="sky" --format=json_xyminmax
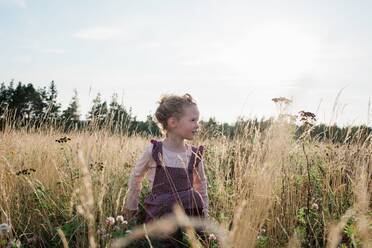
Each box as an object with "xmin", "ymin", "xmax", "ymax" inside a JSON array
[{"xmin": 1, "ymin": 0, "xmax": 372, "ymax": 126}]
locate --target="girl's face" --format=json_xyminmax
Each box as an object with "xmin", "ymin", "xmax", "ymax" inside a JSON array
[{"xmin": 168, "ymin": 105, "xmax": 200, "ymax": 140}]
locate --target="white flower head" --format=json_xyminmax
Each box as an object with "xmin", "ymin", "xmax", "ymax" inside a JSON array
[
  {"xmin": 116, "ymin": 215, "xmax": 125, "ymax": 224},
  {"xmin": 208, "ymin": 233, "xmax": 217, "ymax": 241},
  {"xmin": 0, "ymin": 223, "xmax": 11, "ymax": 235},
  {"xmin": 311, "ymin": 203, "xmax": 319, "ymax": 210},
  {"xmin": 105, "ymin": 217, "xmax": 115, "ymax": 226}
]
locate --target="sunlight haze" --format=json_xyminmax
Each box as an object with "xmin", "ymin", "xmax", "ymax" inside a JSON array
[{"xmin": 1, "ymin": 0, "xmax": 371, "ymax": 125}]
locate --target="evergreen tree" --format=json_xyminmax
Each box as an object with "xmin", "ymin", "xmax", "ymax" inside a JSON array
[
  {"xmin": 62, "ymin": 89, "xmax": 80, "ymax": 121},
  {"xmin": 0, "ymin": 82, "xmax": 9, "ymax": 118},
  {"xmin": 10, "ymin": 82, "xmax": 46, "ymax": 121},
  {"xmin": 144, "ymin": 114, "xmax": 160, "ymax": 136},
  {"xmin": 31, "ymin": 84, "xmax": 48, "ymax": 120},
  {"xmin": 201, "ymin": 117, "xmax": 219, "ymax": 137},
  {"xmin": 108, "ymin": 93, "xmax": 131, "ymax": 130},
  {"xmin": 1, "ymin": 80, "xmax": 15, "ymax": 106},
  {"xmin": 45, "ymin": 81, "xmax": 61, "ymax": 119},
  {"xmin": 87, "ymin": 93, "xmax": 108, "ymax": 122}
]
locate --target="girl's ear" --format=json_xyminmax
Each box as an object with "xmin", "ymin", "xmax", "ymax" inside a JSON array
[{"xmin": 167, "ymin": 116, "xmax": 177, "ymax": 129}]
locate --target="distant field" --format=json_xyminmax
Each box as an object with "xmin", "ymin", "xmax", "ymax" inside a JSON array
[{"xmin": 0, "ymin": 119, "xmax": 371, "ymax": 247}]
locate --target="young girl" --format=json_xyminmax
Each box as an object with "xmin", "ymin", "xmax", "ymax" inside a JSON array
[{"xmin": 122, "ymin": 93, "xmax": 209, "ymax": 242}]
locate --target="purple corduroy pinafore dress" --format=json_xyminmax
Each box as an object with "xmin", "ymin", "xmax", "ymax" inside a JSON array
[{"xmin": 143, "ymin": 140, "xmax": 205, "ymax": 222}]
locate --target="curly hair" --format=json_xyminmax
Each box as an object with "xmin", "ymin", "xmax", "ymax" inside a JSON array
[{"xmin": 154, "ymin": 93, "xmax": 196, "ymax": 130}]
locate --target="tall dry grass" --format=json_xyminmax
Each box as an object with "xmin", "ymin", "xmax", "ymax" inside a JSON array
[{"xmin": 0, "ymin": 115, "xmax": 371, "ymax": 247}]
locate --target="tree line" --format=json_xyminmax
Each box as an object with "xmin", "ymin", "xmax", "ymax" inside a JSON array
[
  {"xmin": 0, "ymin": 80, "xmax": 160, "ymax": 135},
  {"xmin": 1, "ymin": 80, "xmax": 371, "ymax": 143}
]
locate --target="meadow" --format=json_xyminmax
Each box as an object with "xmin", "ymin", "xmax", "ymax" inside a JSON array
[{"xmin": 0, "ymin": 114, "xmax": 371, "ymax": 247}]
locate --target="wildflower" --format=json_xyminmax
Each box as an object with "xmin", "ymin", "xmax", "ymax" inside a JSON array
[
  {"xmin": 208, "ymin": 233, "xmax": 217, "ymax": 241},
  {"xmin": 0, "ymin": 223, "xmax": 11, "ymax": 235},
  {"xmin": 298, "ymin": 110, "xmax": 317, "ymax": 126},
  {"xmin": 312, "ymin": 203, "xmax": 319, "ymax": 210},
  {"xmin": 55, "ymin": 136, "xmax": 71, "ymax": 143},
  {"xmin": 272, "ymin": 97, "xmax": 292, "ymax": 105},
  {"xmin": 116, "ymin": 215, "xmax": 124, "ymax": 223},
  {"xmin": 16, "ymin": 168, "xmax": 36, "ymax": 176},
  {"xmin": 105, "ymin": 217, "xmax": 115, "ymax": 226},
  {"xmin": 116, "ymin": 215, "xmax": 128, "ymax": 224},
  {"xmin": 89, "ymin": 161, "xmax": 104, "ymax": 171}
]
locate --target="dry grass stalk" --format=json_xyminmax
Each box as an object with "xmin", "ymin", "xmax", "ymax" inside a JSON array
[
  {"xmin": 326, "ymin": 208, "xmax": 355, "ymax": 248},
  {"xmin": 76, "ymin": 150, "xmax": 97, "ymax": 248},
  {"xmin": 0, "ymin": 113, "xmax": 371, "ymax": 247},
  {"xmin": 230, "ymin": 119, "xmax": 291, "ymax": 248},
  {"xmin": 57, "ymin": 228, "xmax": 69, "ymax": 248},
  {"xmin": 112, "ymin": 205, "xmax": 228, "ymax": 247},
  {"xmin": 287, "ymin": 233, "xmax": 301, "ymax": 248},
  {"xmin": 354, "ymin": 164, "xmax": 372, "ymax": 247}
]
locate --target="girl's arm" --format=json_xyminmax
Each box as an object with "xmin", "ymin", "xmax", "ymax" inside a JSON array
[
  {"xmin": 123, "ymin": 144, "xmax": 152, "ymax": 211},
  {"xmin": 193, "ymin": 159, "xmax": 209, "ymax": 217}
]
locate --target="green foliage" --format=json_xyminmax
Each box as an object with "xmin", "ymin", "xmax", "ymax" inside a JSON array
[
  {"xmin": 61, "ymin": 89, "xmax": 80, "ymax": 123},
  {"xmin": 129, "ymin": 115, "xmax": 161, "ymax": 137},
  {"xmin": 0, "ymin": 81, "xmax": 160, "ymax": 135},
  {"xmin": 296, "ymin": 123, "xmax": 372, "ymax": 144},
  {"xmin": 340, "ymin": 218, "xmax": 361, "ymax": 248},
  {"xmin": 2, "ymin": 80, "xmax": 371, "ymax": 142},
  {"xmin": 256, "ymin": 234, "xmax": 269, "ymax": 247},
  {"xmin": 87, "ymin": 93, "xmax": 108, "ymax": 122},
  {"xmin": 45, "ymin": 80, "xmax": 61, "ymax": 120},
  {"xmin": 59, "ymin": 217, "xmax": 82, "ymax": 246}
]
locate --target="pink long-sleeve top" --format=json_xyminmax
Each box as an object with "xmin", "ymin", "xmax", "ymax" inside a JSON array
[{"xmin": 124, "ymin": 143, "xmax": 209, "ymax": 215}]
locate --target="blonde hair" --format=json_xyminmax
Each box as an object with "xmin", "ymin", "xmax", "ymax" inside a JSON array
[{"xmin": 155, "ymin": 93, "xmax": 196, "ymax": 130}]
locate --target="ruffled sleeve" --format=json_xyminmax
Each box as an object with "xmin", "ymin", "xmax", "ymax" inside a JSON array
[
  {"xmin": 193, "ymin": 152, "xmax": 209, "ymax": 216},
  {"xmin": 123, "ymin": 144, "xmax": 152, "ymax": 210}
]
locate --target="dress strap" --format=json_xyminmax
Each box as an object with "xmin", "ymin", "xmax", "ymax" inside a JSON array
[{"xmin": 150, "ymin": 140, "xmax": 163, "ymax": 166}]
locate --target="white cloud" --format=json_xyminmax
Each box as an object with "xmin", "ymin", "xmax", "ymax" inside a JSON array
[{"xmin": 73, "ymin": 26, "xmax": 123, "ymax": 40}]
